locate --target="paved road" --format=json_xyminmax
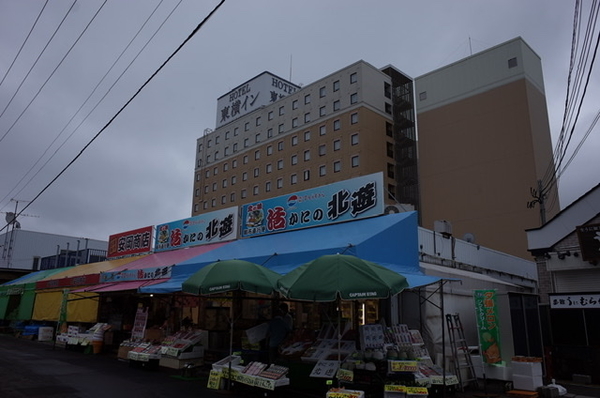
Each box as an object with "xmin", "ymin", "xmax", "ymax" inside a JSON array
[{"xmin": 0, "ymin": 334, "xmax": 233, "ymax": 398}]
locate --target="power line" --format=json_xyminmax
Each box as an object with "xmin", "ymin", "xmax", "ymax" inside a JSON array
[
  {"xmin": 0, "ymin": 0, "xmax": 227, "ymax": 234},
  {"xmin": 0, "ymin": 0, "xmax": 49, "ymax": 89},
  {"xmin": 0, "ymin": 1, "xmax": 108, "ymax": 144},
  {"xmin": 0, "ymin": 0, "xmax": 175, "ymax": 210}
]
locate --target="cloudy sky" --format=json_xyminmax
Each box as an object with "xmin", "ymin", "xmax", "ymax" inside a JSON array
[{"xmin": 0, "ymin": 0, "xmax": 598, "ymax": 242}]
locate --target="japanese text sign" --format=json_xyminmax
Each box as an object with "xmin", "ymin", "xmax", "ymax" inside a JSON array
[
  {"xmin": 550, "ymin": 293, "xmax": 600, "ymax": 309},
  {"xmin": 241, "ymin": 173, "xmax": 384, "ymax": 238},
  {"xmin": 474, "ymin": 289, "xmax": 502, "ymax": 364},
  {"xmin": 576, "ymin": 223, "xmax": 600, "ymax": 262},
  {"xmin": 154, "ymin": 207, "xmax": 238, "ymax": 252},
  {"xmin": 100, "ymin": 266, "xmax": 173, "ymax": 283},
  {"xmin": 107, "ymin": 226, "xmax": 153, "ymax": 259}
]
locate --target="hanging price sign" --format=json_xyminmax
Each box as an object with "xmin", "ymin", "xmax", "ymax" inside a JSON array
[
  {"xmin": 389, "ymin": 360, "xmax": 419, "ymax": 372},
  {"xmin": 384, "ymin": 385, "xmax": 407, "ymax": 392},
  {"xmin": 207, "ymin": 370, "xmax": 221, "ymax": 389}
]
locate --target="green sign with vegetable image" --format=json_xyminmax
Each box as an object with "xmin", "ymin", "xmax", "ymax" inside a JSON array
[{"xmin": 474, "ymin": 289, "xmax": 502, "ymax": 365}]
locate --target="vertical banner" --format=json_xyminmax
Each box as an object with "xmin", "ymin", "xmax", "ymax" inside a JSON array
[{"xmin": 474, "ymin": 289, "xmax": 502, "ymax": 364}]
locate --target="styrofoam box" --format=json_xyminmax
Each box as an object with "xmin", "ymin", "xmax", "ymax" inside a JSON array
[
  {"xmin": 513, "ymin": 374, "xmax": 543, "ymax": 391},
  {"xmin": 512, "ymin": 361, "xmax": 542, "ymax": 377},
  {"xmin": 38, "ymin": 327, "xmax": 54, "ymax": 342}
]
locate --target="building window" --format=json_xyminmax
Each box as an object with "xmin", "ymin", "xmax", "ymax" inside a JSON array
[
  {"xmin": 212, "ymin": 182, "xmax": 217, "ymax": 191},
  {"xmin": 244, "ymin": 138, "xmax": 249, "ymax": 147},
  {"xmin": 333, "ymin": 161, "xmax": 341, "ymax": 172},
  {"xmin": 213, "ymin": 166, "xmax": 218, "ymax": 176},
  {"xmin": 319, "ymin": 86, "xmax": 326, "ymax": 98},
  {"xmin": 198, "ymin": 143, "xmax": 203, "ymax": 152},
  {"xmin": 254, "ymin": 167, "xmax": 259, "ymax": 178},
  {"xmin": 304, "ymin": 170, "xmax": 310, "ymax": 181},
  {"xmin": 292, "ymin": 118, "xmax": 299, "ymax": 128},
  {"xmin": 268, "ymin": 111, "xmax": 273, "ymax": 120},
  {"xmin": 387, "ymin": 163, "xmax": 395, "ymax": 178},
  {"xmin": 384, "ymin": 82, "xmax": 392, "ymax": 99},
  {"xmin": 245, "ymin": 122, "xmax": 250, "ymax": 131},
  {"xmin": 277, "ymin": 159, "xmax": 284, "ymax": 170},
  {"xmin": 320, "ymin": 125, "xmax": 326, "ymax": 136},
  {"xmin": 256, "ymin": 116, "xmax": 261, "ymax": 126},
  {"xmin": 253, "ymin": 185, "xmax": 259, "ymax": 195},
  {"xmin": 207, "ymin": 139, "xmax": 212, "ymax": 148},
  {"xmin": 221, "ymin": 195, "xmax": 226, "ymax": 204},
  {"xmin": 267, "ymin": 145, "xmax": 273, "ymax": 155},
  {"xmin": 333, "ymin": 139, "xmax": 341, "ymax": 151},
  {"xmin": 233, "ymin": 143, "xmax": 238, "ymax": 152},
  {"xmin": 242, "ymin": 171, "xmax": 248, "ymax": 181},
  {"xmin": 304, "ymin": 150, "xmax": 310, "ymax": 161},
  {"xmin": 386, "ymin": 122, "xmax": 393, "ymax": 137},
  {"xmin": 214, "ymin": 151, "xmax": 220, "ymax": 160},
  {"xmin": 319, "ymin": 144, "xmax": 326, "ymax": 156},
  {"xmin": 255, "ymin": 133, "xmax": 261, "ymax": 143},
  {"xmin": 385, "ymin": 102, "xmax": 392, "ymax": 114},
  {"xmin": 231, "ymin": 175, "xmax": 237, "ymax": 185},
  {"xmin": 291, "ymin": 154, "xmax": 298, "ymax": 165},
  {"xmin": 224, "ymin": 147, "xmax": 229, "ymax": 156},
  {"xmin": 265, "ymin": 181, "xmax": 271, "ymax": 192},
  {"xmin": 319, "ymin": 106, "xmax": 326, "ymax": 117},
  {"xmin": 194, "ymin": 203, "xmax": 199, "ymax": 212},
  {"xmin": 241, "ymin": 189, "xmax": 247, "ymax": 199},
  {"xmin": 304, "ymin": 112, "xmax": 310, "ymax": 123},
  {"xmin": 291, "ymin": 135, "xmax": 298, "ymax": 146},
  {"xmin": 234, "ymin": 127, "xmax": 239, "ymax": 136},
  {"xmin": 333, "ymin": 80, "xmax": 340, "ymax": 92},
  {"xmin": 195, "ymin": 188, "xmax": 199, "ymax": 197},
  {"xmin": 350, "ymin": 72, "xmax": 357, "ymax": 83},
  {"xmin": 419, "ymin": 91, "xmax": 427, "ymax": 101},
  {"xmin": 230, "ymin": 192, "xmax": 236, "ymax": 202},
  {"xmin": 333, "ymin": 100, "xmax": 340, "ymax": 111},
  {"xmin": 266, "ymin": 163, "xmax": 272, "ymax": 173},
  {"xmin": 211, "ymin": 198, "xmax": 216, "ymax": 207},
  {"xmin": 278, "ymin": 141, "xmax": 284, "ymax": 151},
  {"xmin": 207, "ymin": 154, "xmax": 211, "ymax": 163},
  {"xmin": 351, "ymin": 133, "xmax": 359, "ymax": 145},
  {"xmin": 351, "ymin": 155, "xmax": 359, "ymax": 167},
  {"xmin": 278, "ymin": 124, "xmax": 284, "ymax": 134},
  {"xmin": 351, "ymin": 112, "xmax": 358, "ymax": 125},
  {"xmin": 204, "ymin": 185, "xmax": 209, "ymax": 194},
  {"xmin": 222, "ymin": 179, "xmax": 227, "ymax": 188},
  {"xmin": 508, "ymin": 57, "xmax": 518, "ymax": 68},
  {"xmin": 291, "ymin": 174, "xmax": 298, "ymax": 185},
  {"xmin": 255, "ymin": 150, "xmax": 260, "ymax": 160},
  {"xmin": 350, "ymin": 92, "xmax": 358, "ymax": 104},
  {"xmin": 304, "ymin": 130, "xmax": 310, "ymax": 141},
  {"xmin": 197, "ymin": 159, "xmax": 202, "ymax": 168},
  {"xmin": 267, "ymin": 128, "xmax": 273, "ymax": 138},
  {"xmin": 203, "ymin": 201, "xmax": 208, "ymax": 210},
  {"xmin": 292, "ymin": 99, "xmax": 298, "ymax": 110},
  {"xmin": 386, "ymin": 142, "xmax": 394, "ymax": 158},
  {"xmin": 333, "ymin": 119, "xmax": 340, "ymax": 131},
  {"xmin": 215, "ymin": 136, "xmax": 220, "ymax": 144},
  {"xmin": 205, "ymin": 169, "xmax": 210, "ymax": 178},
  {"xmin": 243, "ymin": 155, "xmax": 248, "ymax": 164},
  {"xmin": 196, "ymin": 173, "xmax": 201, "ymax": 182},
  {"xmin": 225, "ymin": 131, "xmax": 230, "ymax": 140},
  {"xmin": 232, "ymin": 159, "xmax": 237, "ymax": 168},
  {"xmin": 304, "ymin": 94, "xmax": 311, "ymax": 104},
  {"xmin": 277, "ymin": 178, "xmax": 283, "ymax": 189},
  {"xmin": 279, "ymin": 106, "xmax": 285, "ymax": 116},
  {"xmin": 319, "ymin": 165, "xmax": 326, "ymax": 176}
]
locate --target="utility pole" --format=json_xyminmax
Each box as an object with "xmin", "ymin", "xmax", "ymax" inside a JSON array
[{"xmin": 526, "ymin": 180, "xmax": 547, "ymax": 225}]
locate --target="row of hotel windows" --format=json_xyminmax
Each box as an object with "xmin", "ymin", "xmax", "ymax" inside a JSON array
[
  {"xmin": 200, "ymin": 96, "xmax": 360, "ymax": 154},
  {"xmin": 194, "ymin": 155, "xmax": 361, "ymax": 211},
  {"xmin": 198, "ymin": 125, "xmax": 360, "ymax": 176}
]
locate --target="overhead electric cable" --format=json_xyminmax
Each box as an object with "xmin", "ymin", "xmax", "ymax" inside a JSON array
[
  {"xmin": 0, "ymin": 0, "xmax": 226, "ymax": 233},
  {"xmin": 0, "ymin": 0, "xmax": 77, "ymax": 133},
  {"xmin": 0, "ymin": 0, "xmax": 108, "ymax": 144},
  {"xmin": 0, "ymin": 0, "xmax": 173, "ymax": 209},
  {"xmin": 0, "ymin": 0, "xmax": 49, "ymax": 89}
]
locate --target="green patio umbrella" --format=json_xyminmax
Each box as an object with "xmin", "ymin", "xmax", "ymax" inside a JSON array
[
  {"xmin": 182, "ymin": 259, "xmax": 281, "ymax": 296},
  {"xmin": 276, "ymin": 253, "xmax": 409, "ymax": 302}
]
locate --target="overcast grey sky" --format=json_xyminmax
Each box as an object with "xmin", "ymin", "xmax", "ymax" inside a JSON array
[{"xmin": 0, "ymin": 0, "xmax": 598, "ymax": 242}]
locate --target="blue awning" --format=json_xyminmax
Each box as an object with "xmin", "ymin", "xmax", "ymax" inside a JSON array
[{"xmin": 140, "ymin": 212, "xmax": 421, "ymax": 294}]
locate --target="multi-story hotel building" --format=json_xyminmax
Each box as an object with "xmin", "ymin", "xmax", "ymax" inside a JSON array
[
  {"xmin": 192, "ymin": 38, "xmax": 558, "ymax": 259},
  {"xmin": 192, "ymin": 60, "xmax": 418, "ymax": 217}
]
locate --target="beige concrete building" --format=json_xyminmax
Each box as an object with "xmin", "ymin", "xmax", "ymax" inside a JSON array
[
  {"xmin": 192, "ymin": 37, "xmax": 558, "ymax": 259},
  {"xmin": 415, "ymin": 37, "xmax": 559, "ymax": 258},
  {"xmin": 192, "ymin": 61, "xmax": 418, "ymax": 217}
]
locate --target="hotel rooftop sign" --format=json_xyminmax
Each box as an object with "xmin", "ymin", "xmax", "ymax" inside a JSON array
[{"xmin": 216, "ymin": 72, "xmax": 299, "ymax": 128}]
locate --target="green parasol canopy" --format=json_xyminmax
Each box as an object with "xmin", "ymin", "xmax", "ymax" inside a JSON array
[
  {"xmin": 277, "ymin": 254, "xmax": 409, "ymax": 302},
  {"xmin": 182, "ymin": 259, "xmax": 281, "ymax": 296}
]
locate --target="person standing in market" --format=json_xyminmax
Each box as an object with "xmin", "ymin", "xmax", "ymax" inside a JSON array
[
  {"xmin": 279, "ymin": 302, "xmax": 293, "ymax": 331},
  {"xmin": 267, "ymin": 308, "xmax": 290, "ymax": 363}
]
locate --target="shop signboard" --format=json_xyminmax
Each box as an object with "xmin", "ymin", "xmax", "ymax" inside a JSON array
[
  {"xmin": 107, "ymin": 226, "xmax": 153, "ymax": 259},
  {"xmin": 474, "ymin": 289, "xmax": 502, "ymax": 364},
  {"xmin": 576, "ymin": 223, "xmax": 600, "ymax": 262},
  {"xmin": 241, "ymin": 173, "xmax": 384, "ymax": 238},
  {"xmin": 154, "ymin": 207, "xmax": 238, "ymax": 252},
  {"xmin": 550, "ymin": 293, "xmax": 600, "ymax": 309},
  {"xmin": 100, "ymin": 265, "xmax": 173, "ymax": 283},
  {"xmin": 36, "ymin": 274, "xmax": 100, "ymax": 289},
  {"xmin": 215, "ymin": 71, "xmax": 300, "ymax": 128}
]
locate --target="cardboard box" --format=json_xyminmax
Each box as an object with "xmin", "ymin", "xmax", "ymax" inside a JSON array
[
  {"xmin": 38, "ymin": 327, "xmax": 54, "ymax": 342},
  {"xmin": 118, "ymin": 346, "xmax": 134, "ymax": 360}
]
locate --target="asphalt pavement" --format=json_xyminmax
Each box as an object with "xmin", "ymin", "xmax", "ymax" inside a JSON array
[{"xmin": 1, "ymin": 333, "xmax": 598, "ymax": 398}]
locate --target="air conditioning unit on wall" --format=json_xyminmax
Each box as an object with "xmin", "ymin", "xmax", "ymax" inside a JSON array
[{"xmin": 434, "ymin": 220, "xmax": 452, "ymax": 236}]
